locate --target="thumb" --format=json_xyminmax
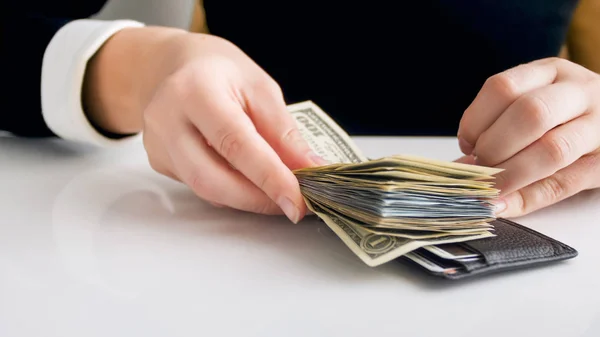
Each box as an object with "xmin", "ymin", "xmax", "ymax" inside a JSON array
[{"xmin": 454, "ymin": 154, "xmax": 477, "ymax": 165}]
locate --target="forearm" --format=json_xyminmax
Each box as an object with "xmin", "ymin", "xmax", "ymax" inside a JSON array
[{"xmin": 82, "ymin": 26, "xmax": 188, "ymax": 135}]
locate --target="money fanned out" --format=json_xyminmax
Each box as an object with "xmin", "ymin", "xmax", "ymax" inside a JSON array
[{"xmin": 289, "ymin": 101, "xmax": 503, "ymax": 267}]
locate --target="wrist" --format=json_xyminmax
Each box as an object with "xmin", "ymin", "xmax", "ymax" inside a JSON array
[{"xmin": 82, "ymin": 26, "xmax": 188, "ymax": 135}]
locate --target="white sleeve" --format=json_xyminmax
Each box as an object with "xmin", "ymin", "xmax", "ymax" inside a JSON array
[{"xmin": 41, "ymin": 19, "xmax": 145, "ymax": 147}]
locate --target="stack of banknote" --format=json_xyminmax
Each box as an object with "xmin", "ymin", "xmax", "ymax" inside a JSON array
[{"xmin": 289, "ymin": 101, "xmax": 502, "ymax": 267}]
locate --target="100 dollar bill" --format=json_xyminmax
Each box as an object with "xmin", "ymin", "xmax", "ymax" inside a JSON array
[
  {"xmin": 289, "ymin": 101, "xmax": 494, "ymax": 267},
  {"xmin": 289, "ymin": 101, "xmax": 367, "ymax": 164}
]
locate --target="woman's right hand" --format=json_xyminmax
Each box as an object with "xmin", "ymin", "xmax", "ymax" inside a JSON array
[{"xmin": 84, "ymin": 27, "xmax": 326, "ymax": 223}]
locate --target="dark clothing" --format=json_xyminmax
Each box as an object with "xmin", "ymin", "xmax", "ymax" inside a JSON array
[
  {"xmin": 1, "ymin": 0, "xmax": 581, "ymax": 137},
  {"xmin": 2, "ymin": 2, "xmax": 108, "ymax": 137}
]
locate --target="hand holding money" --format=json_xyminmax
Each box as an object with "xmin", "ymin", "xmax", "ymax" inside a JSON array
[
  {"xmin": 289, "ymin": 101, "xmax": 503, "ymax": 267},
  {"xmin": 117, "ymin": 31, "xmax": 322, "ymax": 220}
]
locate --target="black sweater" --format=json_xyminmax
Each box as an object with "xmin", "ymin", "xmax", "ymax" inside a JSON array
[{"xmin": 1, "ymin": 0, "xmax": 581, "ymax": 138}]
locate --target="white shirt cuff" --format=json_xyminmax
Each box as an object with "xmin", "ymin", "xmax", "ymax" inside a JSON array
[{"xmin": 41, "ymin": 19, "xmax": 145, "ymax": 147}]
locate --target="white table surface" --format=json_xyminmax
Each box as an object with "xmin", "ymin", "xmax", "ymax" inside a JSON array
[{"xmin": 1, "ymin": 135, "xmax": 599, "ymax": 337}]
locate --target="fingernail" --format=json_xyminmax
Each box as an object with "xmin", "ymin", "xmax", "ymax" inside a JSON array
[
  {"xmin": 309, "ymin": 152, "xmax": 329, "ymax": 166},
  {"xmin": 492, "ymin": 199, "xmax": 507, "ymax": 215},
  {"xmin": 209, "ymin": 201, "xmax": 224, "ymax": 208},
  {"xmin": 277, "ymin": 196, "xmax": 300, "ymax": 223},
  {"xmin": 458, "ymin": 137, "xmax": 474, "ymax": 155}
]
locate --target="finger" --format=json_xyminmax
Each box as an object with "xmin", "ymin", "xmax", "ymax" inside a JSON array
[
  {"xmin": 151, "ymin": 122, "xmax": 225, "ymax": 209},
  {"xmin": 142, "ymin": 127, "xmax": 180, "ymax": 182},
  {"xmin": 528, "ymin": 57, "xmax": 595, "ymax": 82},
  {"xmin": 493, "ymin": 114, "xmax": 600, "ymax": 196},
  {"xmin": 458, "ymin": 61, "xmax": 560, "ymax": 154},
  {"xmin": 589, "ymin": 150, "xmax": 600, "ymax": 190},
  {"xmin": 245, "ymin": 78, "xmax": 327, "ymax": 169},
  {"xmin": 190, "ymin": 100, "xmax": 307, "ymax": 223},
  {"xmin": 168, "ymin": 122, "xmax": 284, "ymax": 215},
  {"xmin": 453, "ymin": 155, "xmax": 476, "ymax": 165},
  {"xmin": 474, "ymin": 81, "xmax": 590, "ymax": 167},
  {"xmin": 457, "ymin": 57, "xmax": 591, "ymax": 155},
  {"xmin": 496, "ymin": 151, "xmax": 600, "ymax": 218}
]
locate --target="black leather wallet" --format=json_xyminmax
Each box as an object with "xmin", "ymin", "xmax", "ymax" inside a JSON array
[{"xmin": 401, "ymin": 218, "xmax": 578, "ymax": 280}]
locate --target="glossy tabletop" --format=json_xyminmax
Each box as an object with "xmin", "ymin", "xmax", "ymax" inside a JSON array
[{"xmin": 1, "ymin": 135, "xmax": 599, "ymax": 337}]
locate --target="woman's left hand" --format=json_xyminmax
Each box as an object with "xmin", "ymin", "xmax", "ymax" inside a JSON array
[{"xmin": 457, "ymin": 57, "xmax": 600, "ymax": 218}]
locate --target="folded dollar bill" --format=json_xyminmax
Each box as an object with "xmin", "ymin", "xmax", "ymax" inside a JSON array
[{"xmin": 290, "ymin": 101, "xmax": 503, "ymax": 267}]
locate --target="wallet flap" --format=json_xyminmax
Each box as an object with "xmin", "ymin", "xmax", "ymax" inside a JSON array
[
  {"xmin": 402, "ymin": 218, "xmax": 578, "ymax": 280},
  {"xmin": 462, "ymin": 218, "xmax": 578, "ymax": 267}
]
